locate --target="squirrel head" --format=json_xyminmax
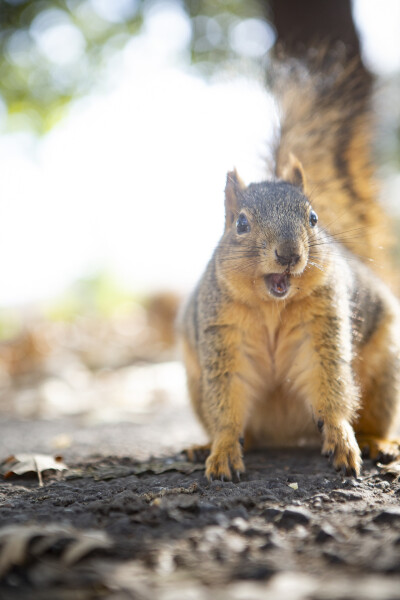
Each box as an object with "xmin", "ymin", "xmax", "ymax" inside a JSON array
[{"xmin": 218, "ymin": 156, "xmax": 327, "ymax": 303}]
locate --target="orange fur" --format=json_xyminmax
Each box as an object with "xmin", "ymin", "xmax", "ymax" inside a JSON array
[{"xmin": 179, "ymin": 53, "xmax": 400, "ymax": 480}]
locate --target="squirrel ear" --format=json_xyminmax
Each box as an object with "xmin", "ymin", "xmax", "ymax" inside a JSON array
[
  {"xmin": 281, "ymin": 153, "xmax": 307, "ymax": 192},
  {"xmin": 225, "ymin": 169, "xmax": 246, "ymax": 230}
]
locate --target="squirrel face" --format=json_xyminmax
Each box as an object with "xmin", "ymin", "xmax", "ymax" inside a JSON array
[{"xmin": 217, "ymin": 161, "xmax": 328, "ymax": 304}]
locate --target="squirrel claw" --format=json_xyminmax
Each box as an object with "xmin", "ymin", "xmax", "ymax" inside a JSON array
[
  {"xmin": 323, "ymin": 449, "xmax": 334, "ymax": 462},
  {"xmin": 322, "ymin": 422, "xmax": 362, "ymax": 477},
  {"xmin": 205, "ymin": 440, "xmax": 245, "ymax": 482}
]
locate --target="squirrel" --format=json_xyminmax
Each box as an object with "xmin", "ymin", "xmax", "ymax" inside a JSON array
[{"xmin": 179, "ymin": 49, "xmax": 400, "ymax": 481}]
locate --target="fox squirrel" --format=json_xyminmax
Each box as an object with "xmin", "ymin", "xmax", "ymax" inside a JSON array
[{"xmin": 180, "ymin": 50, "xmax": 400, "ymax": 480}]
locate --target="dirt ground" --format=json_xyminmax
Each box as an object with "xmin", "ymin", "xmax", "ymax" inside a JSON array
[
  {"xmin": 1, "ymin": 413, "xmax": 400, "ymax": 600},
  {"xmin": 1, "ymin": 318, "xmax": 400, "ymax": 599}
]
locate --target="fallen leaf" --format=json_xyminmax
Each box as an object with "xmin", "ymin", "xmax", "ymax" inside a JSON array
[
  {"xmin": 377, "ymin": 460, "xmax": 400, "ymax": 481},
  {"xmin": 62, "ymin": 530, "xmax": 111, "ymax": 565},
  {"xmin": 1, "ymin": 454, "xmax": 68, "ymax": 486},
  {"xmin": 130, "ymin": 458, "xmax": 204, "ymax": 477},
  {"xmin": 66, "ymin": 458, "xmax": 204, "ymax": 481},
  {"xmin": 288, "ymin": 482, "xmax": 298, "ymax": 490},
  {"xmin": 0, "ymin": 524, "xmax": 111, "ymax": 578}
]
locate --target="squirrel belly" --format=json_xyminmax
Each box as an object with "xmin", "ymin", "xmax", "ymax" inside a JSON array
[{"xmin": 179, "ymin": 52, "xmax": 400, "ymax": 481}]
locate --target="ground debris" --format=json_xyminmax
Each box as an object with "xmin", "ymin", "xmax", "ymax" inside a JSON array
[
  {"xmin": 1, "ymin": 449, "xmax": 400, "ymax": 599},
  {"xmin": 330, "ymin": 489, "xmax": 363, "ymax": 501},
  {"xmin": 1, "ymin": 454, "xmax": 68, "ymax": 486},
  {"xmin": 0, "ymin": 523, "xmax": 111, "ymax": 578},
  {"xmin": 373, "ymin": 507, "xmax": 400, "ymax": 525},
  {"xmin": 66, "ymin": 456, "xmax": 204, "ymax": 482},
  {"xmin": 377, "ymin": 459, "xmax": 400, "ymax": 481},
  {"xmin": 276, "ymin": 506, "xmax": 312, "ymax": 529}
]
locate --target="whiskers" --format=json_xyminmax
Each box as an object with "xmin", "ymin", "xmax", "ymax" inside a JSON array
[
  {"xmin": 217, "ymin": 243, "xmax": 263, "ymax": 275},
  {"xmin": 303, "ymin": 182, "xmax": 391, "ymax": 269},
  {"xmin": 303, "ymin": 211, "xmax": 389, "ymax": 270},
  {"xmin": 307, "ymin": 260, "xmax": 326, "ymax": 272}
]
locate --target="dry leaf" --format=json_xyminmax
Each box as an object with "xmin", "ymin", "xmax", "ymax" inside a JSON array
[
  {"xmin": 66, "ymin": 458, "xmax": 204, "ymax": 482},
  {"xmin": 91, "ymin": 459, "xmax": 204, "ymax": 480},
  {"xmin": 0, "ymin": 524, "xmax": 111, "ymax": 578},
  {"xmin": 377, "ymin": 460, "xmax": 400, "ymax": 481},
  {"xmin": 62, "ymin": 530, "xmax": 111, "ymax": 565},
  {"xmin": 130, "ymin": 458, "xmax": 204, "ymax": 477},
  {"xmin": 0, "ymin": 524, "xmax": 37, "ymax": 577},
  {"xmin": 1, "ymin": 453, "xmax": 68, "ymax": 486}
]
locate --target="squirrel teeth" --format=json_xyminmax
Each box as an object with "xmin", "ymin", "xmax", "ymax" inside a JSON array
[{"xmin": 265, "ymin": 273, "xmax": 290, "ymax": 298}]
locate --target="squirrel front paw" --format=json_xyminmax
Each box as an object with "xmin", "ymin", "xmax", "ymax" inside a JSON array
[
  {"xmin": 321, "ymin": 420, "xmax": 362, "ymax": 477},
  {"xmin": 205, "ymin": 436, "xmax": 244, "ymax": 481}
]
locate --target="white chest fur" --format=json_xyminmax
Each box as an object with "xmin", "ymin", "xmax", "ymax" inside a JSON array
[{"xmin": 239, "ymin": 304, "xmax": 318, "ymax": 446}]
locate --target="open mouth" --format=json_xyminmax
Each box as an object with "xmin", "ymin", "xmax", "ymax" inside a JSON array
[{"xmin": 265, "ymin": 272, "xmax": 290, "ymax": 298}]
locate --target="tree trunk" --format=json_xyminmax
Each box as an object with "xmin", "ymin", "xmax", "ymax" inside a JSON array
[{"xmin": 268, "ymin": 0, "xmax": 361, "ymax": 57}]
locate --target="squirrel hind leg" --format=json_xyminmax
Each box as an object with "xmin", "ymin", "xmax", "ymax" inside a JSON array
[
  {"xmin": 184, "ymin": 442, "xmax": 211, "ymax": 463},
  {"xmin": 356, "ymin": 435, "xmax": 400, "ymax": 464},
  {"xmin": 355, "ymin": 315, "xmax": 400, "ymax": 464}
]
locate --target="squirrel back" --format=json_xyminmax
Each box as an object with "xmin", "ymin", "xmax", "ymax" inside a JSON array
[{"xmin": 270, "ymin": 49, "xmax": 391, "ymax": 276}]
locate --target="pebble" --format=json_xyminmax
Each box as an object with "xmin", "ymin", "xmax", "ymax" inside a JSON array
[
  {"xmin": 260, "ymin": 532, "xmax": 283, "ymax": 551},
  {"xmin": 330, "ymin": 490, "xmax": 363, "ymax": 501},
  {"xmin": 277, "ymin": 506, "xmax": 312, "ymax": 529},
  {"xmin": 315, "ymin": 523, "xmax": 338, "ymax": 543},
  {"xmin": 234, "ymin": 562, "xmax": 276, "ymax": 580},
  {"xmin": 310, "ymin": 493, "xmax": 330, "ymax": 503},
  {"xmin": 342, "ymin": 478, "xmax": 361, "ymax": 488},
  {"xmin": 230, "ymin": 517, "xmax": 248, "ymax": 532},
  {"xmin": 373, "ymin": 507, "xmax": 400, "ymax": 525},
  {"xmin": 214, "ymin": 513, "xmax": 230, "ymax": 528},
  {"xmin": 262, "ymin": 507, "xmax": 282, "ymax": 521},
  {"xmin": 323, "ymin": 549, "xmax": 345, "ymax": 565},
  {"xmin": 375, "ymin": 481, "xmax": 390, "ymax": 490}
]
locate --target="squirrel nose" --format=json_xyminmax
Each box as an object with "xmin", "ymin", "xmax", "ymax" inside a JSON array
[{"xmin": 275, "ymin": 249, "xmax": 300, "ymax": 268}]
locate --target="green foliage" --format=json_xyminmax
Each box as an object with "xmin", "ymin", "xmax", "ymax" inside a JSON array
[
  {"xmin": 0, "ymin": 0, "xmax": 144, "ymax": 131},
  {"xmin": 0, "ymin": 0, "xmax": 265, "ymax": 133},
  {"xmin": 45, "ymin": 270, "xmax": 139, "ymax": 321},
  {"xmin": 0, "ymin": 308, "xmax": 23, "ymax": 340},
  {"xmin": 187, "ymin": 0, "xmax": 264, "ymax": 66},
  {"xmin": 0, "ymin": 271, "xmax": 143, "ymax": 341}
]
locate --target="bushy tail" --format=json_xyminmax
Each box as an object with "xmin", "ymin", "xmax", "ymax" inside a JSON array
[{"xmin": 270, "ymin": 48, "xmax": 391, "ymax": 272}]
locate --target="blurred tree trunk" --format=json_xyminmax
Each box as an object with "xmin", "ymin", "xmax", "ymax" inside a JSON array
[
  {"xmin": 268, "ymin": 0, "xmax": 361, "ymax": 57},
  {"xmin": 267, "ymin": 0, "xmax": 371, "ymax": 81}
]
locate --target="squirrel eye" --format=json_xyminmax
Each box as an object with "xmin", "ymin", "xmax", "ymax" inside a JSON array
[
  {"xmin": 236, "ymin": 213, "xmax": 251, "ymax": 234},
  {"xmin": 309, "ymin": 210, "xmax": 318, "ymax": 227}
]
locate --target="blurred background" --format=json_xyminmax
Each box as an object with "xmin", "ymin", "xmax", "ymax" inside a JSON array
[{"xmin": 0, "ymin": 0, "xmax": 399, "ymax": 459}]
